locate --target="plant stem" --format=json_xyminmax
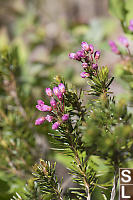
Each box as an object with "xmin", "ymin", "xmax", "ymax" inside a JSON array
[
  {"xmin": 110, "ymin": 166, "xmax": 118, "ymax": 200},
  {"xmin": 64, "ymin": 120, "xmax": 91, "ymax": 199},
  {"xmin": 71, "ymin": 146, "xmax": 91, "ymax": 199}
]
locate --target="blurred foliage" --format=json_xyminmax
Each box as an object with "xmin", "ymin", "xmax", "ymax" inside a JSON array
[
  {"xmin": 109, "ymin": 0, "xmax": 133, "ymax": 104},
  {"xmin": 109, "ymin": 0, "xmax": 133, "ymax": 33}
]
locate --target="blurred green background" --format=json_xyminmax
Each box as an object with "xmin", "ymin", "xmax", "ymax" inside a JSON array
[{"xmin": 0, "ymin": 0, "xmax": 133, "ymax": 199}]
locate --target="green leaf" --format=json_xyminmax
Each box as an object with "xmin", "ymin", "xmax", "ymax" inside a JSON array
[{"xmin": 109, "ymin": 0, "xmax": 126, "ymax": 21}]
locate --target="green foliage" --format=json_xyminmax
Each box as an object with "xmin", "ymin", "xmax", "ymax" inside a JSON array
[
  {"xmin": 32, "ymin": 160, "xmax": 63, "ymax": 200},
  {"xmin": 69, "ymin": 155, "xmax": 97, "ymax": 199},
  {"xmin": 83, "ymin": 98, "xmax": 133, "ymax": 164},
  {"xmin": 109, "ymin": 0, "xmax": 133, "ymax": 33},
  {"xmin": 87, "ymin": 66, "xmax": 114, "ymax": 96},
  {"xmin": 11, "ymin": 179, "xmax": 42, "ymax": 200}
]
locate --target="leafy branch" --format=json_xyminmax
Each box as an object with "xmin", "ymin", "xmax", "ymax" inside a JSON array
[{"xmin": 32, "ymin": 160, "xmax": 63, "ymax": 200}]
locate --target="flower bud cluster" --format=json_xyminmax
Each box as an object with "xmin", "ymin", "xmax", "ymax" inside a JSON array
[
  {"xmin": 109, "ymin": 35, "xmax": 131, "ymax": 56},
  {"xmin": 35, "ymin": 83, "xmax": 69, "ymax": 130},
  {"xmin": 69, "ymin": 42, "xmax": 100, "ymax": 78},
  {"xmin": 108, "ymin": 19, "xmax": 133, "ymax": 56}
]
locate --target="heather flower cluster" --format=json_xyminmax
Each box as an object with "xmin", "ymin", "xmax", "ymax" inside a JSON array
[
  {"xmin": 109, "ymin": 35, "xmax": 131, "ymax": 56},
  {"xmin": 108, "ymin": 19, "xmax": 133, "ymax": 56},
  {"xmin": 35, "ymin": 83, "xmax": 69, "ymax": 130},
  {"xmin": 69, "ymin": 42, "xmax": 100, "ymax": 78}
]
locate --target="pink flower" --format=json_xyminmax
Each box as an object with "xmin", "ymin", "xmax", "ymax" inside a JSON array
[
  {"xmin": 112, "ymin": 47, "xmax": 120, "ymax": 54},
  {"xmin": 36, "ymin": 100, "xmax": 52, "ymax": 112},
  {"xmin": 35, "ymin": 117, "xmax": 45, "ymax": 125},
  {"xmin": 80, "ymin": 72, "xmax": 90, "ymax": 78},
  {"xmin": 50, "ymin": 98, "xmax": 57, "ymax": 108},
  {"xmin": 36, "ymin": 85, "xmax": 69, "ymax": 128},
  {"xmin": 89, "ymin": 44, "xmax": 94, "ymax": 54},
  {"xmin": 45, "ymin": 115, "xmax": 53, "ymax": 122},
  {"xmin": 62, "ymin": 114, "xmax": 69, "ymax": 121},
  {"xmin": 76, "ymin": 50, "xmax": 85, "ymax": 59},
  {"xmin": 92, "ymin": 64, "xmax": 98, "ymax": 70},
  {"xmin": 58, "ymin": 83, "xmax": 65, "ymax": 93},
  {"xmin": 45, "ymin": 88, "xmax": 53, "ymax": 96},
  {"xmin": 94, "ymin": 51, "xmax": 100, "ymax": 60},
  {"xmin": 81, "ymin": 42, "xmax": 90, "ymax": 51},
  {"xmin": 57, "ymin": 91, "xmax": 63, "ymax": 101},
  {"xmin": 46, "ymin": 106, "xmax": 53, "ymax": 112},
  {"xmin": 109, "ymin": 40, "xmax": 117, "ymax": 48},
  {"xmin": 69, "ymin": 51, "xmax": 85, "ymax": 61},
  {"xmin": 119, "ymin": 36, "xmax": 129, "ymax": 47},
  {"xmin": 53, "ymin": 87, "xmax": 59, "ymax": 96},
  {"xmin": 36, "ymin": 104, "xmax": 52, "ymax": 112},
  {"xmin": 37, "ymin": 100, "xmax": 44, "ymax": 105},
  {"xmin": 52, "ymin": 122, "xmax": 60, "ymax": 130},
  {"xmin": 69, "ymin": 53, "xmax": 77, "ymax": 60},
  {"xmin": 109, "ymin": 40, "xmax": 120, "ymax": 54},
  {"xmin": 82, "ymin": 63, "xmax": 88, "ymax": 68}
]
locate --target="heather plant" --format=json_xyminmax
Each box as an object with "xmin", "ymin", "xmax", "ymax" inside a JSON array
[
  {"xmin": 1, "ymin": 1, "xmax": 133, "ymax": 199},
  {"xmin": 0, "ymin": 2, "xmax": 114, "ymax": 199},
  {"xmin": 11, "ymin": 40, "xmax": 133, "ymax": 200}
]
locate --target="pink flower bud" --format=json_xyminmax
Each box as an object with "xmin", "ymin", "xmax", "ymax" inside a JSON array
[
  {"xmin": 69, "ymin": 53, "xmax": 77, "ymax": 60},
  {"xmin": 35, "ymin": 117, "xmax": 45, "ymax": 125},
  {"xmin": 80, "ymin": 72, "xmax": 86, "ymax": 78},
  {"xmin": 119, "ymin": 36, "xmax": 129, "ymax": 47},
  {"xmin": 37, "ymin": 100, "xmax": 44, "ymax": 105},
  {"xmin": 58, "ymin": 83, "xmax": 65, "ymax": 93},
  {"xmin": 112, "ymin": 47, "xmax": 120, "ymax": 54},
  {"xmin": 84, "ymin": 73, "xmax": 90, "ymax": 77},
  {"xmin": 109, "ymin": 40, "xmax": 116, "ymax": 48},
  {"xmin": 89, "ymin": 44, "xmax": 94, "ymax": 54},
  {"xmin": 80, "ymin": 72, "xmax": 90, "ymax": 78},
  {"xmin": 57, "ymin": 92, "xmax": 63, "ymax": 101},
  {"xmin": 92, "ymin": 64, "xmax": 98, "ymax": 70},
  {"xmin": 52, "ymin": 122, "xmax": 60, "ymax": 130},
  {"xmin": 82, "ymin": 63, "xmax": 88, "ymax": 68},
  {"xmin": 45, "ymin": 115, "xmax": 53, "ymax": 122},
  {"xmin": 53, "ymin": 87, "xmax": 59, "ymax": 96},
  {"xmin": 76, "ymin": 50, "xmax": 85, "ymax": 59},
  {"xmin": 50, "ymin": 98, "xmax": 57, "ymax": 108},
  {"xmin": 94, "ymin": 51, "xmax": 100, "ymax": 60},
  {"xmin": 45, "ymin": 88, "xmax": 53, "ymax": 97},
  {"xmin": 109, "ymin": 40, "xmax": 120, "ymax": 54},
  {"xmin": 81, "ymin": 42, "xmax": 90, "ymax": 51},
  {"xmin": 36, "ymin": 105, "xmax": 42, "ymax": 111},
  {"xmin": 62, "ymin": 114, "xmax": 69, "ymax": 121},
  {"xmin": 46, "ymin": 106, "xmax": 53, "ymax": 112},
  {"xmin": 36, "ymin": 104, "xmax": 52, "ymax": 112}
]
